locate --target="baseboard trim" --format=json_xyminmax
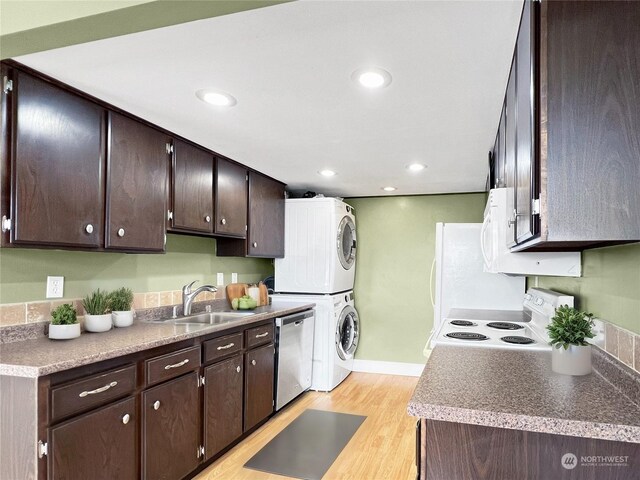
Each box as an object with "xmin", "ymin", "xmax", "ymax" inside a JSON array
[{"xmin": 352, "ymin": 359, "xmax": 425, "ymax": 377}]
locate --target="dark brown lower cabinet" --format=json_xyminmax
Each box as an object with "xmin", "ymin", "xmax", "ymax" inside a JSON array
[
  {"xmin": 142, "ymin": 372, "xmax": 200, "ymax": 480},
  {"xmin": 244, "ymin": 343, "xmax": 275, "ymax": 432},
  {"xmin": 203, "ymin": 355, "xmax": 244, "ymax": 460},
  {"xmin": 48, "ymin": 396, "xmax": 137, "ymax": 480}
]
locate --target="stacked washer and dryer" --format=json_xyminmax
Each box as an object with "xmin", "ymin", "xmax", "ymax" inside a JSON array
[{"xmin": 273, "ymin": 197, "xmax": 360, "ymax": 392}]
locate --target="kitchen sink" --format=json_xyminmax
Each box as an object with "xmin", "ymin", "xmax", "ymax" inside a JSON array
[{"xmin": 173, "ymin": 311, "xmax": 255, "ymax": 325}]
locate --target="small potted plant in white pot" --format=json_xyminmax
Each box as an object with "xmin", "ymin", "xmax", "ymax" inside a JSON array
[
  {"xmin": 83, "ymin": 289, "xmax": 112, "ymax": 332},
  {"xmin": 547, "ymin": 305, "xmax": 595, "ymax": 376},
  {"xmin": 109, "ymin": 287, "xmax": 134, "ymax": 328},
  {"xmin": 49, "ymin": 303, "xmax": 80, "ymax": 340}
]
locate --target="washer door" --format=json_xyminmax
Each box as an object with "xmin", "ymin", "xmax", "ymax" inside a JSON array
[
  {"xmin": 337, "ymin": 216, "xmax": 356, "ymax": 270},
  {"xmin": 335, "ymin": 305, "xmax": 359, "ymax": 360}
]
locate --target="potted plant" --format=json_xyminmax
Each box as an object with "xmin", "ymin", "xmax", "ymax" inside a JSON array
[
  {"xmin": 49, "ymin": 303, "xmax": 81, "ymax": 340},
  {"xmin": 83, "ymin": 289, "xmax": 112, "ymax": 332},
  {"xmin": 547, "ymin": 305, "xmax": 595, "ymax": 375},
  {"xmin": 109, "ymin": 287, "xmax": 134, "ymax": 327}
]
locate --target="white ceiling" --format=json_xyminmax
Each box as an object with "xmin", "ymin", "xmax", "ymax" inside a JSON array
[{"xmin": 16, "ymin": 0, "xmax": 522, "ymax": 197}]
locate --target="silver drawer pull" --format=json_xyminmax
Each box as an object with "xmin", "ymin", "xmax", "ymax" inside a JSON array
[
  {"xmin": 122, "ymin": 413, "xmax": 130, "ymax": 425},
  {"xmin": 255, "ymin": 332, "xmax": 269, "ymax": 338},
  {"xmin": 216, "ymin": 342, "xmax": 235, "ymax": 350},
  {"xmin": 164, "ymin": 358, "xmax": 189, "ymax": 370},
  {"xmin": 79, "ymin": 381, "xmax": 117, "ymax": 397}
]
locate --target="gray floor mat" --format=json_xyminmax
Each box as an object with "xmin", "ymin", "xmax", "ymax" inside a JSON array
[{"xmin": 244, "ymin": 409, "xmax": 367, "ymax": 480}]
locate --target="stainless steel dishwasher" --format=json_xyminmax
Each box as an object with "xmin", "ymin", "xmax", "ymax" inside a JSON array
[{"xmin": 275, "ymin": 310, "xmax": 315, "ymax": 411}]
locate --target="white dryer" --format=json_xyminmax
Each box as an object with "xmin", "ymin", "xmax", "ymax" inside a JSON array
[
  {"xmin": 271, "ymin": 291, "xmax": 360, "ymax": 392},
  {"xmin": 275, "ymin": 198, "xmax": 356, "ymax": 294}
]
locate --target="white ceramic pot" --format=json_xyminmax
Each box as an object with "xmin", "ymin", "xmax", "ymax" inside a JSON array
[
  {"xmin": 551, "ymin": 344, "xmax": 592, "ymax": 376},
  {"xmin": 112, "ymin": 310, "xmax": 134, "ymax": 328},
  {"xmin": 84, "ymin": 313, "xmax": 113, "ymax": 332},
  {"xmin": 49, "ymin": 323, "xmax": 81, "ymax": 340}
]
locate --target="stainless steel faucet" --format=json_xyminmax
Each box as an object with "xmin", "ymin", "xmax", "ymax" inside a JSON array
[{"xmin": 182, "ymin": 280, "xmax": 217, "ymax": 316}]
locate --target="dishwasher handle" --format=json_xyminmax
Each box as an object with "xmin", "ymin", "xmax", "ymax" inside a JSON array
[{"xmin": 276, "ymin": 310, "xmax": 314, "ymax": 327}]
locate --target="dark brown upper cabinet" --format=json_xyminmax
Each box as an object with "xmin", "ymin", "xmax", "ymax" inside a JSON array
[
  {"xmin": 214, "ymin": 156, "xmax": 247, "ymax": 238},
  {"xmin": 6, "ymin": 69, "xmax": 105, "ymax": 248},
  {"xmin": 217, "ymin": 171, "xmax": 285, "ymax": 258},
  {"xmin": 106, "ymin": 112, "xmax": 170, "ymax": 252},
  {"xmin": 170, "ymin": 139, "xmax": 214, "ymax": 234},
  {"xmin": 491, "ymin": 0, "xmax": 640, "ymax": 251}
]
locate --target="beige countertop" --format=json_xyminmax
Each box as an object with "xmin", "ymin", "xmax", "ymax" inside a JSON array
[
  {"xmin": 0, "ymin": 301, "xmax": 313, "ymax": 378},
  {"xmin": 408, "ymin": 345, "xmax": 640, "ymax": 443}
]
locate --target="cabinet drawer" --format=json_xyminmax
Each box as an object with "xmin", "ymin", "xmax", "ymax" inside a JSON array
[
  {"xmin": 203, "ymin": 332, "xmax": 243, "ymax": 363},
  {"xmin": 146, "ymin": 346, "xmax": 200, "ymax": 386},
  {"xmin": 51, "ymin": 364, "xmax": 136, "ymax": 422},
  {"xmin": 246, "ymin": 324, "xmax": 274, "ymax": 349}
]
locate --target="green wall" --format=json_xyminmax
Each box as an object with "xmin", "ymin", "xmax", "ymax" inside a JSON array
[
  {"xmin": 0, "ymin": 234, "xmax": 273, "ymax": 303},
  {"xmin": 346, "ymin": 193, "xmax": 486, "ymax": 364},
  {"xmin": 535, "ymin": 243, "xmax": 640, "ymax": 334}
]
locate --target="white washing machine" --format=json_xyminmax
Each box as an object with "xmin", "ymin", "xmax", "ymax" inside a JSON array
[
  {"xmin": 271, "ymin": 291, "xmax": 360, "ymax": 392},
  {"xmin": 275, "ymin": 198, "xmax": 356, "ymax": 294}
]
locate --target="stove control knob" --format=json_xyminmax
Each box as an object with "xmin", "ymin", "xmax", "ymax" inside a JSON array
[
  {"xmin": 524, "ymin": 294, "xmax": 532, "ymax": 301},
  {"xmin": 535, "ymin": 297, "xmax": 544, "ymax": 306}
]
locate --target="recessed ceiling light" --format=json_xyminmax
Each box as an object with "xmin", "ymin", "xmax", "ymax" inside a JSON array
[
  {"xmin": 319, "ymin": 169, "xmax": 337, "ymax": 177},
  {"xmin": 407, "ymin": 163, "xmax": 427, "ymax": 172},
  {"xmin": 382, "ymin": 186, "xmax": 397, "ymax": 192},
  {"xmin": 196, "ymin": 89, "xmax": 237, "ymax": 107},
  {"xmin": 352, "ymin": 67, "xmax": 392, "ymax": 89}
]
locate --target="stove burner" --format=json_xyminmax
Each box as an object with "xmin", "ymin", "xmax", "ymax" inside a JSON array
[
  {"xmin": 449, "ymin": 320, "xmax": 476, "ymax": 327},
  {"xmin": 501, "ymin": 336, "xmax": 535, "ymax": 345},
  {"xmin": 445, "ymin": 332, "xmax": 489, "ymax": 341},
  {"xmin": 487, "ymin": 322, "xmax": 524, "ymax": 330}
]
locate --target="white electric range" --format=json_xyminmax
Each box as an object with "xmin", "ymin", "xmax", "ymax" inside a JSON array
[{"xmin": 433, "ymin": 288, "xmax": 574, "ymax": 351}]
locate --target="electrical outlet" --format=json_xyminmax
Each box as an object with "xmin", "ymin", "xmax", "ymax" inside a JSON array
[
  {"xmin": 231, "ymin": 273, "xmax": 238, "ymax": 283},
  {"xmin": 46, "ymin": 276, "xmax": 64, "ymax": 299},
  {"xmin": 216, "ymin": 273, "xmax": 224, "ymax": 286}
]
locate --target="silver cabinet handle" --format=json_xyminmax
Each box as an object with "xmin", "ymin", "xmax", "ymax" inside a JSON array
[
  {"xmin": 85, "ymin": 224, "xmax": 94, "ymax": 234},
  {"xmin": 117, "ymin": 228, "xmax": 125, "ymax": 237},
  {"xmin": 164, "ymin": 358, "xmax": 189, "ymax": 370},
  {"xmin": 153, "ymin": 400, "xmax": 160, "ymax": 410},
  {"xmin": 79, "ymin": 381, "xmax": 117, "ymax": 397},
  {"xmin": 205, "ymin": 215, "xmax": 211, "ymax": 223},
  {"xmin": 252, "ymin": 242, "xmax": 258, "ymax": 248},
  {"xmin": 122, "ymin": 413, "xmax": 130, "ymax": 425},
  {"xmin": 236, "ymin": 366, "xmax": 241, "ymax": 373},
  {"xmin": 255, "ymin": 332, "xmax": 269, "ymax": 338},
  {"xmin": 221, "ymin": 218, "xmax": 226, "ymax": 225},
  {"xmin": 251, "ymin": 359, "xmax": 256, "ymax": 366},
  {"xmin": 216, "ymin": 342, "xmax": 235, "ymax": 350}
]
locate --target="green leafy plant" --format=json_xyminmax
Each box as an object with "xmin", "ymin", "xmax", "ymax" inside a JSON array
[
  {"xmin": 546, "ymin": 305, "xmax": 595, "ymax": 350},
  {"xmin": 108, "ymin": 287, "xmax": 134, "ymax": 312},
  {"xmin": 51, "ymin": 303, "xmax": 78, "ymax": 325},
  {"xmin": 82, "ymin": 289, "xmax": 110, "ymax": 315}
]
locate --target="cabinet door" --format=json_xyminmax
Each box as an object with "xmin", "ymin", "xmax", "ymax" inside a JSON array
[
  {"xmin": 247, "ymin": 172, "xmax": 285, "ymax": 258},
  {"xmin": 106, "ymin": 112, "xmax": 169, "ymax": 251},
  {"xmin": 48, "ymin": 396, "xmax": 137, "ymax": 480},
  {"xmin": 504, "ymin": 62, "xmax": 517, "ymax": 247},
  {"xmin": 496, "ymin": 106, "xmax": 506, "ymax": 188},
  {"xmin": 203, "ymin": 355, "xmax": 243, "ymax": 459},
  {"xmin": 514, "ymin": 0, "xmax": 537, "ymax": 244},
  {"xmin": 11, "ymin": 71, "xmax": 104, "ymax": 248},
  {"xmin": 215, "ymin": 157, "xmax": 247, "ymax": 237},
  {"xmin": 142, "ymin": 372, "xmax": 200, "ymax": 480},
  {"xmin": 244, "ymin": 343, "xmax": 274, "ymax": 432},
  {"xmin": 171, "ymin": 139, "xmax": 214, "ymax": 233}
]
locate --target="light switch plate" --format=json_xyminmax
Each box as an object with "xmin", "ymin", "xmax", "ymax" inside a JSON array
[
  {"xmin": 46, "ymin": 276, "xmax": 64, "ymax": 298},
  {"xmin": 231, "ymin": 273, "xmax": 238, "ymax": 283},
  {"xmin": 216, "ymin": 273, "xmax": 224, "ymax": 286}
]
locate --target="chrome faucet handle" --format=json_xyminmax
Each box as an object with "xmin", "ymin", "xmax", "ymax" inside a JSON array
[{"xmin": 183, "ymin": 280, "xmax": 198, "ymax": 294}]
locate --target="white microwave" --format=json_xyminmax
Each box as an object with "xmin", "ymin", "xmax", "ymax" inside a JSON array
[{"xmin": 481, "ymin": 189, "xmax": 581, "ymax": 277}]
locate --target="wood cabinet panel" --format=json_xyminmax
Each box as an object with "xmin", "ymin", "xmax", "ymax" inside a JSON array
[
  {"xmin": 203, "ymin": 355, "xmax": 243, "ymax": 459},
  {"xmin": 106, "ymin": 112, "xmax": 169, "ymax": 251},
  {"xmin": 244, "ymin": 343, "xmax": 274, "ymax": 432},
  {"xmin": 245, "ymin": 323, "xmax": 274, "ymax": 349},
  {"xmin": 144, "ymin": 345, "xmax": 200, "ymax": 387},
  {"xmin": 171, "ymin": 139, "xmax": 214, "ymax": 233},
  {"xmin": 142, "ymin": 372, "xmax": 200, "ymax": 480},
  {"xmin": 247, "ymin": 172, "xmax": 285, "ymax": 258},
  {"xmin": 49, "ymin": 396, "xmax": 137, "ymax": 480},
  {"xmin": 215, "ymin": 157, "xmax": 247, "ymax": 237},
  {"xmin": 11, "ymin": 70, "xmax": 105, "ymax": 248},
  {"xmin": 504, "ymin": 64, "xmax": 517, "ymax": 247},
  {"xmin": 203, "ymin": 332, "xmax": 243, "ymax": 364}
]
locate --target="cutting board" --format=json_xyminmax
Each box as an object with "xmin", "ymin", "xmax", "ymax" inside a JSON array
[
  {"xmin": 258, "ymin": 282, "xmax": 269, "ymax": 306},
  {"xmin": 226, "ymin": 283, "xmax": 248, "ymax": 307}
]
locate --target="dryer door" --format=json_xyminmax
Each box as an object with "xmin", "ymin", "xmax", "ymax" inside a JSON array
[
  {"xmin": 337, "ymin": 216, "xmax": 356, "ymax": 270},
  {"xmin": 335, "ymin": 305, "xmax": 359, "ymax": 360}
]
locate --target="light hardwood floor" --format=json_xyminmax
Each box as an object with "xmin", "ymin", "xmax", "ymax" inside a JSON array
[{"xmin": 195, "ymin": 372, "xmax": 419, "ymax": 480}]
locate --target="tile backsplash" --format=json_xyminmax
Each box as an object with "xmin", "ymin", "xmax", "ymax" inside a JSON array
[{"xmin": 599, "ymin": 319, "xmax": 639, "ymax": 374}]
